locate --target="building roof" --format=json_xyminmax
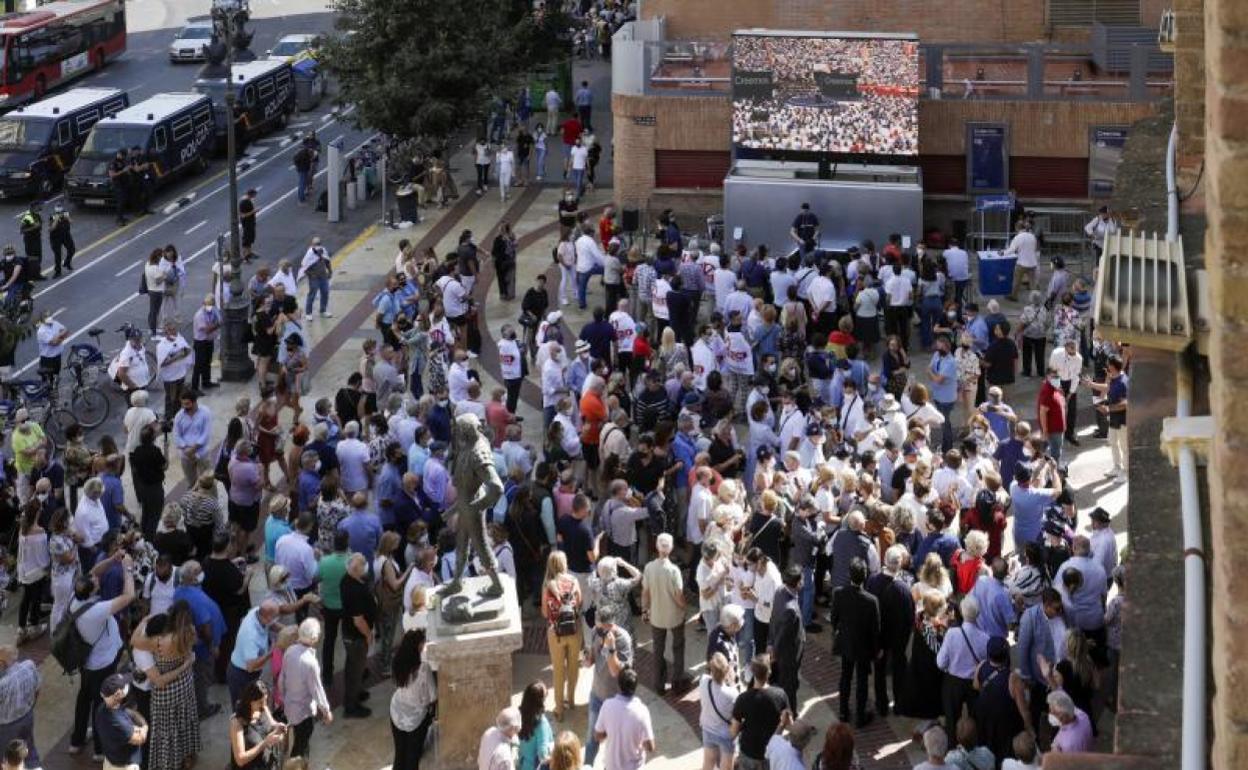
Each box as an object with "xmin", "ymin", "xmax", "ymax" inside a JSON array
[{"xmin": 0, "ymin": 0, "xmax": 118, "ymax": 35}]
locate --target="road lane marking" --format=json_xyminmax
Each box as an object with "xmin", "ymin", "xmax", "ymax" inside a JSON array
[{"xmin": 186, "ymin": 219, "xmax": 208, "ymax": 233}]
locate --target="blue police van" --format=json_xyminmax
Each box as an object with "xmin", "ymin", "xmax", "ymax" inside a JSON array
[{"xmin": 0, "ymin": 87, "xmax": 129, "ymax": 198}]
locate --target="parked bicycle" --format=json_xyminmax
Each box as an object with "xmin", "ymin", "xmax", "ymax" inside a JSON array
[
  {"xmin": 52, "ymin": 361, "xmax": 110, "ymax": 428},
  {"xmin": 0, "ymin": 379, "xmax": 76, "ymax": 451}
]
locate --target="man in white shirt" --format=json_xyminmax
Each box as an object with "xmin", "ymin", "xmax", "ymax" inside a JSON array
[
  {"xmin": 113, "ymin": 328, "xmax": 151, "ymax": 396},
  {"xmin": 35, "ymin": 312, "xmax": 67, "ymax": 382},
  {"xmin": 943, "ymin": 237, "xmax": 971, "ymax": 307},
  {"xmin": 541, "ymin": 344, "xmax": 567, "ymax": 426},
  {"xmin": 569, "ymin": 138, "xmax": 589, "ymax": 198},
  {"xmin": 156, "ymin": 320, "xmax": 194, "ymax": 420},
  {"xmin": 1084, "ymin": 205, "xmax": 1118, "ymax": 262},
  {"xmin": 495, "ymin": 145, "xmax": 514, "ymax": 203},
  {"xmin": 446, "ymin": 349, "xmax": 472, "ymax": 403},
  {"xmin": 335, "ymin": 421, "xmax": 372, "ymax": 496},
  {"xmin": 723, "ymin": 281, "xmax": 754, "ymax": 326},
  {"xmin": 1004, "ymin": 221, "xmax": 1040, "ymax": 301},
  {"xmin": 477, "ymin": 707, "xmax": 521, "ymax": 770},
  {"xmin": 883, "ymin": 268, "xmax": 914, "ymax": 350},
  {"xmin": 543, "ymin": 87, "xmax": 562, "ymax": 134},
  {"xmin": 440, "ymin": 271, "xmax": 470, "ymax": 323},
  {"xmin": 609, "ymin": 300, "xmax": 637, "ymax": 371},
  {"xmin": 807, "ymin": 265, "xmax": 837, "ymax": 340},
  {"xmin": 593, "ymin": 668, "xmax": 655, "ymax": 770},
  {"xmin": 574, "ymin": 226, "xmax": 606, "ymax": 310},
  {"xmin": 1049, "ymin": 338, "xmax": 1084, "ymax": 445},
  {"xmin": 713, "ymin": 261, "xmax": 737, "ymax": 315},
  {"xmin": 690, "ymin": 329, "xmax": 717, "ymax": 391}
]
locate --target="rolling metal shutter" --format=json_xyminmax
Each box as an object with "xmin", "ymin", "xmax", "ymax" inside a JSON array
[
  {"xmin": 1048, "ymin": 0, "xmax": 1140, "ymax": 27},
  {"xmin": 654, "ymin": 150, "xmax": 731, "ymax": 189},
  {"xmin": 1011, "ymin": 156, "xmax": 1089, "ymax": 199}
]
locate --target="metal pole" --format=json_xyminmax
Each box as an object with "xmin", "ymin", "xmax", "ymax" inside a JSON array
[
  {"xmin": 379, "ymin": 155, "xmax": 387, "ymax": 226},
  {"xmin": 217, "ymin": 7, "xmax": 254, "ymax": 382},
  {"xmin": 225, "ymin": 21, "xmax": 241, "ymax": 273}
]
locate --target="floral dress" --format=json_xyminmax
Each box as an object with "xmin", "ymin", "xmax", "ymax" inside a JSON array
[
  {"xmin": 1052, "ymin": 304, "xmax": 1081, "ymax": 346},
  {"xmin": 316, "ymin": 496, "xmax": 351, "ymax": 548},
  {"xmin": 954, "ymin": 347, "xmax": 982, "ymax": 393}
]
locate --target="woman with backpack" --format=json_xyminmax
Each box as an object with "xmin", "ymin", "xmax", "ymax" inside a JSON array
[{"xmin": 541, "ymin": 550, "xmax": 582, "ymax": 722}]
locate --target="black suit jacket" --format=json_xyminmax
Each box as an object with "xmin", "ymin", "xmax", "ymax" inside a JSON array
[
  {"xmin": 865, "ymin": 572, "xmax": 915, "ymax": 651},
  {"xmin": 768, "ymin": 585, "xmax": 805, "ymax": 668},
  {"xmin": 830, "ymin": 584, "xmax": 881, "ymax": 661}
]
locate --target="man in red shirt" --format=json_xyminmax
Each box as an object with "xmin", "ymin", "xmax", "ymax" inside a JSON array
[
  {"xmin": 1037, "ymin": 364, "xmax": 1068, "ymax": 463},
  {"xmin": 560, "ymin": 115, "xmax": 582, "ymax": 176}
]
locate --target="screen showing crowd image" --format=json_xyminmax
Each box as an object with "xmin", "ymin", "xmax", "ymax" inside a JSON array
[{"xmin": 731, "ymin": 32, "xmax": 920, "ymax": 156}]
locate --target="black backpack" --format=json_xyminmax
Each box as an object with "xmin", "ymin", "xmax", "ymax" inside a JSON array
[
  {"xmin": 554, "ymin": 589, "xmax": 578, "ymax": 637},
  {"xmin": 51, "ymin": 600, "xmax": 102, "ymax": 675}
]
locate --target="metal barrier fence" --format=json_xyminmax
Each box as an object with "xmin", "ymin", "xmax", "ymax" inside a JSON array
[{"xmin": 970, "ymin": 204, "xmax": 1095, "ymax": 277}]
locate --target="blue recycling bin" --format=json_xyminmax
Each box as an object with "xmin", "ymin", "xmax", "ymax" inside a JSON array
[{"xmin": 978, "ymin": 253, "xmax": 1017, "ymax": 296}]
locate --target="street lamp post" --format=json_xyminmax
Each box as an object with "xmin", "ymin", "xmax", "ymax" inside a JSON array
[{"xmin": 205, "ymin": 0, "xmax": 254, "ymax": 382}]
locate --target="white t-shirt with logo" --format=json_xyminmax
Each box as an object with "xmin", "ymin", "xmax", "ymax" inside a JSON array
[
  {"xmin": 610, "ymin": 310, "xmax": 637, "ymax": 353},
  {"xmin": 498, "ymin": 339, "xmax": 523, "ymax": 381},
  {"xmin": 724, "ymin": 330, "xmax": 754, "ymax": 375},
  {"xmin": 652, "ymin": 278, "xmax": 671, "ymax": 320},
  {"xmin": 156, "ymin": 335, "xmax": 194, "ymax": 383}
]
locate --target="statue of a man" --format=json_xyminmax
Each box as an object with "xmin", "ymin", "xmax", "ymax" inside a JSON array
[{"xmin": 443, "ymin": 413, "xmax": 505, "ymax": 598}]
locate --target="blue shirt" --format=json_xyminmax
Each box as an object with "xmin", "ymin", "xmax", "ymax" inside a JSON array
[
  {"xmin": 1016, "ymin": 603, "xmax": 1055, "ymax": 683},
  {"xmin": 936, "ymin": 620, "xmax": 990, "ymax": 679},
  {"xmin": 338, "ymin": 511, "xmax": 382, "ymax": 562},
  {"xmin": 230, "ymin": 606, "xmax": 270, "ymax": 670},
  {"xmin": 297, "ymin": 469, "xmax": 321, "ymax": 514},
  {"xmin": 671, "ymin": 432, "xmax": 697, "ymax": 490},
  {"xmin": 426, "ymin": 405, "xmax": 452, "ymax": 443},
  {"xmin": 101, "ymin": 472, "xmax": 125, "ymax": 530},
  {"xmin": 264, "ymin": 517, "xmax": 292, "ymax": 562},
  {"xmin": 1055, "ymin": 555, "xmax": 1108, "ymax": 631},
  {"xmin": 994, "ymin": 438, "xmax": 1027, "ymax": 485},
  {"xmin": 970, "ymin": 575, "xmax": 1016, "ymax": 638},
  {"xmin": 407, "ymin": 444, "xmax": 430, "ymax": 477},
  {"xmin": 929, "ymin": 351, "xmax": 958, "ymax": 404},
  {"xmin": 914, "ymin": 531, "xmax": 959, "ymax": 568},
  {"xmin": 373, "ymin": 289, "xmax": 401, "ymax": 325},
  {"xmin": 968, "ymin": 315, "xmax": 990, "ymax": 353},
  {"xmin": 1009, "ymin": 482, "xmax": 1054, "ymax": 550},
  {"xmin": 174, "ymin": 585, "xmax": 226, "ymax": 660},
  {"xmin": 376, "ymin": 462, "xmax": 404, "ymax": 528},
  {"xmin": 574, "ymin": 86, "xmax": 592, "ymax": 107},
  {"xmin": 172, "ymin": 405, "xmax": 213, "ymax": 458}
]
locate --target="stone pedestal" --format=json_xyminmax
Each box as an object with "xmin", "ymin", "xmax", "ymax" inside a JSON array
[{"xmin": 425, "ymin": 575, "xmax": 523, "ymax": 769}]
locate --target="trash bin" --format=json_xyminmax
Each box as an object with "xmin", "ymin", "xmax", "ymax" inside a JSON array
[
  {"xmin": 292, "ymin": 59, "xmax": 323, "ymax": 112},
  {"xmin": 395, "ymin": 184, "xmax": 419, "ymax": 223},
  {"xmin": 977, "ymin": 251, "xmax": 1017, "ymax": 296}
]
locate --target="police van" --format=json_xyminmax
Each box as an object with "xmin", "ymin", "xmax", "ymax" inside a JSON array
[
  {"xmin": 0, "ymin": 87, "xmax": 129, "ymax": 198},
  {"xmin": 194, "ymin": 59, "xmax": 295, "ymax": 149},
  {"xmin": 65, "ymin": 92, "xmax": 215, "ymax": 207}
]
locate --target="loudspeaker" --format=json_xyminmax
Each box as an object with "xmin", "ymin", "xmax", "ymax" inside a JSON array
[{"xmin": 621, "ymin": 207, "xmax": 640, "ymax": 232}]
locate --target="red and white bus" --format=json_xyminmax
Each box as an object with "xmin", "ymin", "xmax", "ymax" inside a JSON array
[{"xmin": 0, "ymin": 0, "xmax": 126, "ymax": 107}]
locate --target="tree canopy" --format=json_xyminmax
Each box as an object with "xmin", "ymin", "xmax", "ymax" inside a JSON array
[{"xmin": 319, "ymin": 0, "xmax": 570, "ymax": 145}]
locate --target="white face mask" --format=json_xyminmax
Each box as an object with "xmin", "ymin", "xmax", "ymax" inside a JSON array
[
  {"xmin": 1048, "ymin": 713, "xmax": 1063, "ymax": 728},
  {"xmin": 1049, "ymin": 377, "xmax": 1061, "ymax": 388}
]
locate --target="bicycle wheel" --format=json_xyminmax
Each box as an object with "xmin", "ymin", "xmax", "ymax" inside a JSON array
[
  {"xmin": 71, "ymin": 387, "xmax": 110, "ymax": 428},
  {"xmin": 42, "ymin": 407, "xmax": 75, "ymax": 451}
]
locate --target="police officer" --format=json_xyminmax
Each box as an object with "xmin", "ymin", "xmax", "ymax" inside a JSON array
[
  {"xmin": 108, "ymin": 149, "xmax": 130, "ymax": 225},
  {"xmin": 129, "ymin": 146, "xmax": 153, "ymax": 216},
  {"xmin": 789, "ymin": 202, "xmax": 820, "ymax": 259},
  {"xmin": 49, "ymin": 203, "xmax": 75, "ymax": 277},
  {"xmin": 19, "ymin": 201, "xmax": 43, "ymax": 281}
]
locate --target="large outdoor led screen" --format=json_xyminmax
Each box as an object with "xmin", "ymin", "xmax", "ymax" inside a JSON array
[{"xmin": 731, "ymin": 31, "xmax": 920, "ymax": 157}]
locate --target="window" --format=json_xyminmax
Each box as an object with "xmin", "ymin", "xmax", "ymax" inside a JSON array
[
  {"xmin": 103, "ymin": 98, "xmax": 126, "ymax": 116},
  {"xmin": 275, "ymin": 70, "xmax": 290, "ymax": 90},
  {"xmin": 193, "ymin": 106, "xmax": 212, "ymax": 129},
  {"xmin": 171, "ymin": 116, "xmax": 192, "ymax": 141},
  {"xmin": 75, "ymin": 109, "xmax": 99, "ymax": 133},
  {"xmin": 152, "ymin": 125, "xmax": 166, "ymax": 152},
  {"xmin": 242, "ymin": 85, "xmax": 256, "ymax": 107},
  {"xmin": 257, "ymin": 77, "xmax": 273, "ymax": 99},
  {"xmin": 56, "ymin": 119, "xmax": 71, "ymax": 145}
]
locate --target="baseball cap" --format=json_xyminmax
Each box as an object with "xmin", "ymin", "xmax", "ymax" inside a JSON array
[{"xmin": 805, "ymin": 423, "xmax": 823, "ymax": 437}]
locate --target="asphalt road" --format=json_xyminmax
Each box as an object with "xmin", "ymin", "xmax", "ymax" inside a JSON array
[{"xmin": 6, "ymin": 12, "xmax": 381, "ymax": 435}]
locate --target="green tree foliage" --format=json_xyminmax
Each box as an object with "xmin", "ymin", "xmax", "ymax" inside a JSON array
[{"xmin": 320, "ymin": 0, "xmax": 569, "ymax": 144}]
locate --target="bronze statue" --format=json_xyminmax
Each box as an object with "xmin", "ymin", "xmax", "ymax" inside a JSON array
[{"xmin": 443, "ymin": 413, "xmax": 505, "ymax": 598}]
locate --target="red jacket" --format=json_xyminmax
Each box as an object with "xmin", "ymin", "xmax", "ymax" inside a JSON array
[{"xmin": 1037, "ymin": 381, "xmax": 1067, "ymax": 434}]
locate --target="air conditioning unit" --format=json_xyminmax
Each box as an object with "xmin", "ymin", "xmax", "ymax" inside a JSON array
[
  {"xmin": 1159, "ymin": 9, "xmax": 1177, "ymax": 53},
  {"xmin": 1093, "ymin": 230, "xmax": 1193, "ymax": 352}
]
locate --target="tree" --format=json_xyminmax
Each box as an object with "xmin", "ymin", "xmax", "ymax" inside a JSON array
[{"xmin": 319, "ymin": 0, "xmax": 570, "ymax": 147}]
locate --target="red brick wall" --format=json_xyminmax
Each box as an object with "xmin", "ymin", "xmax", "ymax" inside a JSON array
[{"xmin": 640, "ymin": 0, "xmax": 1048, "ymax": 43}]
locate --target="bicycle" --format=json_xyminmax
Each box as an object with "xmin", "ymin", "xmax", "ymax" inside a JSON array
[
  {"xmin": 0, "ymin": 379, "xmax": 76, "ymax": 451},
  {"xmin": 53, "ymin": 361, "xmax": 110, "ymax": 428},
  {"xmin": 66, "ymin": 322, "xmax": 158, "ymax": 391}
]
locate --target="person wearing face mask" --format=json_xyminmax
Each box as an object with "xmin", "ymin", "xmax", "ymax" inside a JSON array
[
  {"xmin": 928, "ymin": 334, "xmax": 959, "ymax": 453},
  {"xmin": 298, "ymin": 237, "xmax": 334, "ymax": 318},
  {"xmin": 173, "ymin": 560, "xmax": 227, "ymax": 719},
  {"xmin": 1037, "ymin": 366, "xmax": 1068, "ymax": 463},
  {"xmin": 567, "ymin": 341, "xmax": 593, "ymax": 396}
]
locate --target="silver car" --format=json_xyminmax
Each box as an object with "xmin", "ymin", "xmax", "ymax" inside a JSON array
[{"xmin": 169, "ymin": 19, "xmax": 215, "ymax": 63}]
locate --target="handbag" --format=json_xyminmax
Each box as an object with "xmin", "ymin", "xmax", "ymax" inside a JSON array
[{"xmin": 137, "ymin": 268, "xmax": 148, "ymax": 294}]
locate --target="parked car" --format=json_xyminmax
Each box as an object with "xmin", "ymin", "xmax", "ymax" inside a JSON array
[
  {"xmin": 169, "ymin": 18, "xmax": 215, "ymax": 63},
  {"xmin": 266, "ymin": 33, "xmax": 320, "ymax": 62}
]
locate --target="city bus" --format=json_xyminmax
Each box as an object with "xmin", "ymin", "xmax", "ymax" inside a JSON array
[{"xmin": 0, "ymin": 0, "xmax": 127, "ymax": 107}]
